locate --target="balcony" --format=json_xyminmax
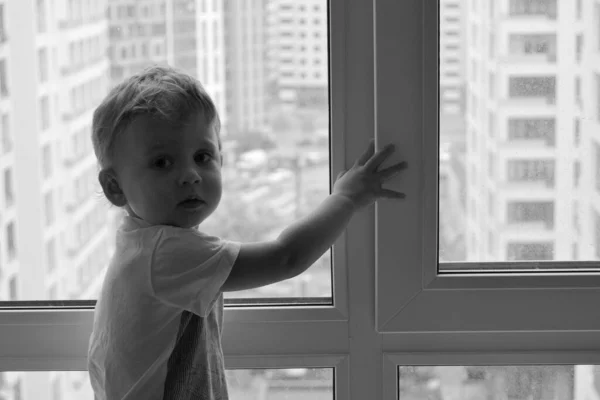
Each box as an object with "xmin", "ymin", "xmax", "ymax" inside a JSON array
[
  {"xmin": 500, "ymin": 53, "xmax": 556, "ymax": 64},
  {"xmin": 504, "ymin": 95, "xmax": 555, "ymax": 107},
  {"xmin": 505, "ymin": 220, "xmax": 554, "ymax": 231},
  {"xmin": 503, "ymin": 178, "xmax": 555, "ymax": 190},
  {"xmin": 507, "ymin": 0, "xmax": 557, "ymax": 20},
  {"xmin": 500, "ymin": 138, "xmax": 554, "ymax": 149},
  {"xmin": 58, "ymin": 13, "xmax": 105, "ymax": 30}
]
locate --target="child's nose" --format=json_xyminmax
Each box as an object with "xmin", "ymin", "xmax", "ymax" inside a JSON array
[{"xmin": 178, "ymin": 167, "xmax": 201, "ymax": 186}]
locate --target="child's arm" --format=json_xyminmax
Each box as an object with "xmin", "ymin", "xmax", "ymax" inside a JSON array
[{"xmin": 221, "ymin": 140, "xmax": 407, "ymax": 292}]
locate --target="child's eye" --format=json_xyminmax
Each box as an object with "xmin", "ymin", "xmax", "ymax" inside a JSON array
[
  {"xmin": 152, "ymin": 157, "xmax": 172, "ymax": 169},
  {"xmin": 195, "ymin": 152, "xmax": 213, "ymax": 163}
]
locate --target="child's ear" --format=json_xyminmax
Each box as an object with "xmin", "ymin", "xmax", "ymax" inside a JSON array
[{"xmin": 98, "ymin": 169, "xmax": 127, "ymax": 207}]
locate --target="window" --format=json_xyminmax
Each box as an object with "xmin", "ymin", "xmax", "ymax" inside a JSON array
[
  {"xmin": 1, "ymin": 113, "xmax": 10, "ymax": 153},
  {"xmin": 6, "ymin": 221, "xmax": 16, "ymax": 260},
  {"xmin": 46, "ymin": 239, "xmax": 56, "ymax": 272},
  {"xmin": 509, "ymin": 76, "xmax": 555, "ymax": 99},
  {"xmin": 38, "ymin": 47, "xmax": 48, "ymax": 83},
  {"xmin": 36, "ymin": 0, "xmax": 47, "ymax": 33},
  {"xmin": 377, "ymin": 6, "xmax": 600, "ymax": 388},
  {"xmin": 0, "ymin": 4, "xmax": 6, "ymax": 41},
  {"xmin": 507, "ymin": 201, "xmax": 554, "ymax": 229},
  {"xmin": 4, "ymin": 167, "xmax": 13, "ymax": 206},
  {"xmin": 596, "ymin": 143, "xmax": 600, "ymax": 192},
  {"xmin": 0, "ymin": 59, "xmax": 8, "ymax": 96},
  {"xmin": 509, "ymin": 34, "xmax": 555, "ymax": 56},
  {"xmin": 508, "ymin": 118, "xmax": 555, "ymax": 146},
  {"xmin": 9, "ymin": 276, "xmax": 18, "ymax": 301},
  {"xmin": 509, "ymin": 0, "xmax": 557, "ymax": 17},
  {"xmin": 4, "ymin": 1, "xmax": 600, "ymax": 398},
  {"xmin": 507, "ymin": 159, "xmax": 555, "ymax": 187},
  {"xmin": 44, "ymin": 191, "xmax": 55, "ymax": 226},
  {"xmin": 596, "ymin": 210, "xmax": 600, "ymax": 259},
  {"xmin": 597, "ymin": 74, "xmax": 600, "ymax": 121},
  {"xmin": 39, "ymin": 96, "xmax": 50, "ymax": 131},
  {"xmin": 576, "ymin": 76, "xmax": 582, "ymax": 105}
]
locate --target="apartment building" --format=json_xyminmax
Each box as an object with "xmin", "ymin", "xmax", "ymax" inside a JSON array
[
  {"xmin": 266, "ymin": 0, "xmax": 328, "ymax": 108},
  {"xmin": 464, "ymin": 0, "xmax": 600, "ymax": 263},
  {"xmin": 0, "ymin": 0, "xmax": 111, "ymax": 397},
  {"xmin": 223, "ymin": 0, "xmax": 268, "ymax": 137},
  {"xmin": 440, "ymin": 0, "xmax": 467, "ymax": 117},
  {"xmin": 108, "ymin": 0, "xmax": 227, "ymax": 127}
]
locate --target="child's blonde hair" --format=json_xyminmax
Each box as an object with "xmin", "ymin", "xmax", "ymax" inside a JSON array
[{"xmin": 92, "ymin": 65, "xmax": 222, "ymax": 171}]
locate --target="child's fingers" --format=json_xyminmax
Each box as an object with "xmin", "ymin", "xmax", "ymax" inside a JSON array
[
  {"xmin": 379, "ymin": 161, "xmax": 408, "ymax": 179},
  {"xmin": 364, "ymin": 143, "xmax": 395, "ymax": 171},
  {"xmin": 355, "ymin": 139, "xmax": 375, "ymax": 167}
]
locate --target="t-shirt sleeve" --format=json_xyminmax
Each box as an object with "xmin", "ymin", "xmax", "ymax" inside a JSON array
[{"xmin": 150, "ymin": 227, "xmax": 242, "ymax": 317}]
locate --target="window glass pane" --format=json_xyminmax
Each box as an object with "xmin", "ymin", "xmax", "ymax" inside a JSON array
[
  {"xmin": 3, "ymin": 1, "xmax": 330, "ymax": 303},
  {"xmin": 399, "ymin": 365, "xmax": 600, "ymax": 400},
  {"xmin": 3, "ymin": 368, "xmax": 334, "ymax": 399},
  {"xmin": 438, "ymin": 0, "xmax": 600, "ymax": 270}
]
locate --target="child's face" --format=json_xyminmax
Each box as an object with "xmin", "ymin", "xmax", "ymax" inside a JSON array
[{"xmin": 111, "ymin": 111, "xmax": 223, "ymax": 229}]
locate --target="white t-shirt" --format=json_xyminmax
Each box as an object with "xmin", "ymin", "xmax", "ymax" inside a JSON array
[{"xmin": 88, "ymin": 215, "xmax": 241, "ymax": 400}]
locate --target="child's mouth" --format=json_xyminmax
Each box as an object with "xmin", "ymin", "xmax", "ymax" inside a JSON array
[{"xmin": 179, "ymin": 199, "xmax": 205, "ymax": 209}]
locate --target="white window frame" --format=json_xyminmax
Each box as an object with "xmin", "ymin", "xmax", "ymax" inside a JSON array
[
  {"xmin": 376, "ymin": 0, "xmax": 600, "ymax": 348},
  {"xmin": 0, "ymin": 1, "xmax": 381, "ymax": 398}
]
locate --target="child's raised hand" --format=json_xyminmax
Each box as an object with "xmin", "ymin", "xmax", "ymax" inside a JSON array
[{"xmin": 332, "ymin": 139, "xmax": 407, "ymax": 210}]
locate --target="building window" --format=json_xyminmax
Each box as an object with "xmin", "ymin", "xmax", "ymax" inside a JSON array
[
  {"xmin": 596, "ymin": 210, "xmax": 600, "ymax": 259},
  {"xmin": 507, "ymin": 201, "xmax": 554, "ymax": 229},
  {"xmin": 509, "ymin": 76, "xmax": 555, "ymax": 100},
  {"xmin": 509, "ymin": 34, "xmax": 555, "ymax": 56},
  {"xmin": 0, "ymin": 59, "xmax": 8, "ymax": 96},
  {"xmin": 509, "ymin": 0, "xmax": 557, "ymax": 17},
  {"xmin": 596, "ymin": 143, "xmax": 600, "ymax": 192},
  {"xmin": 576, "ymin": 35, "xmax": 583, "ymax": 63},
  {"xmin": 507, "ymin": 159, "xmax": 555, "ymax": 187},
  {"xmin": 38, "ymin": 47, "xmax": 48, "ymax": 83},
  {"xmin": 507, "ymin": 242, "xmax": 554, "ymax": 261},
  {"xmin": 46, "ymin": 239, "xmax": 56, "ymax": 272},
  {"xmin": 0, "ymin": 4, "xmax": 6, "ymax": 41},
  {"xmin": 596, "ymin": 74, "xmax": 600, "ymax": 122},
  {"xmin": 576, "ymin": 76, "xmax": 582, "ymax": 106},
  {"xmin": 42, "ymin": 145, "xmax": 52, "ymax": 180},
  {"xmin": 573, "ymin": 203, "xmax": 580, "ymax": 234},
  {"xmin": 9, "ymin": 276, "xmax": 17, "ymax": 301},
  {"xmin": 40, "ymin": 96, "xmax": 50, "ymax": 131},
  {"xmin": 36, "ymin": 0, "xmax": 47, "ymax": 33},
  {"xmin": 44, "ymin": 192, "xmax": 55, "ymax": 226},
  {"xmin": 6, "ymin": 221, "xmax": 16, "ymax": 260},
  {"xmin": 1, "ymin": 114, "xmax": 10, "ymax": 154},
  {"xmin": 596, "ymin": 4, "xmax": 600, "ymax": 51},
  {"xmin": 4, "ymin": 167, "xmax": 13, "ymax": 207},
  {"xmin": 508, "ymin": 118, "xmax": 555, "ymax": 146}
]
